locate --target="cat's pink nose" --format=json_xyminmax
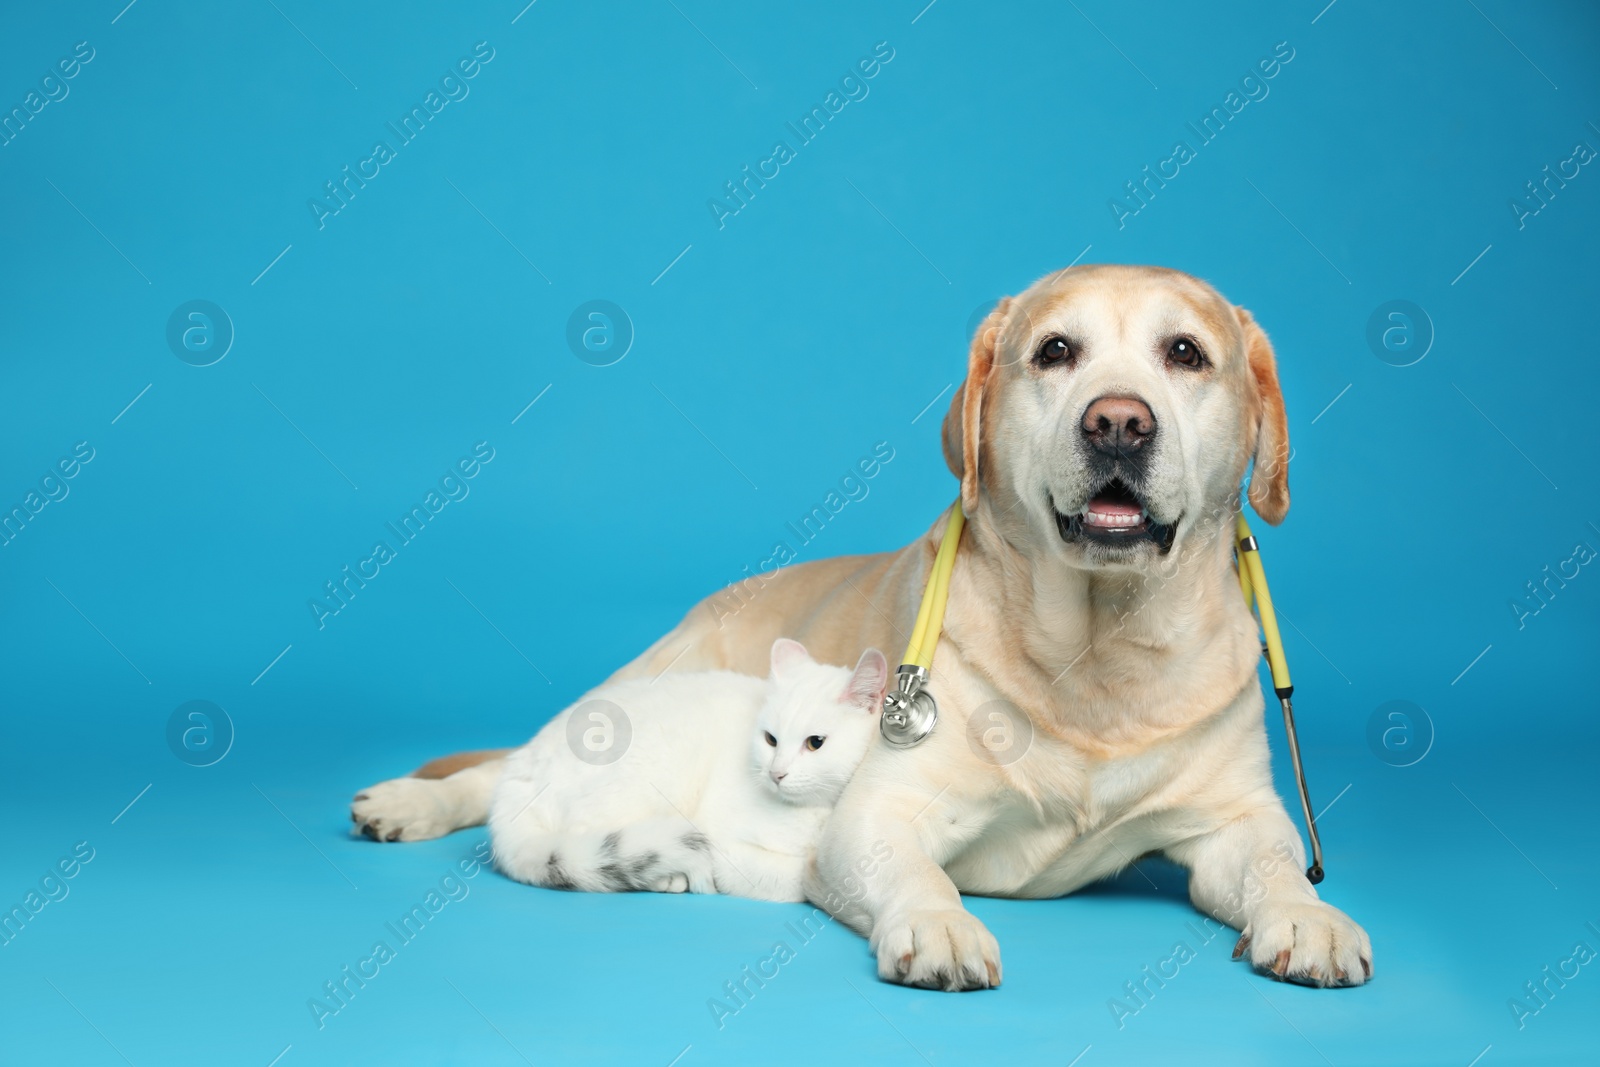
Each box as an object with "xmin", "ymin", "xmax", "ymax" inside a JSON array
[{"xmin": 770, "ymin": 770, "xmax": 787, "ymax": 783}]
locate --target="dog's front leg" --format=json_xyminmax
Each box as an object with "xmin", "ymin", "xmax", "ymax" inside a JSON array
[
  {"xmin": 808, "ymin": 764, "xmax": 1001, "ymax": 992},
  {"xmin": 1168, "ymin": 800, "xmax": 1372, "ymax": 987}
]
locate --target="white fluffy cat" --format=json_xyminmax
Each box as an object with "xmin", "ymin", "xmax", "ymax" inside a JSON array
[{"xmin": 488, "ymin": 639, "xmax": 888, "ymax": 902}]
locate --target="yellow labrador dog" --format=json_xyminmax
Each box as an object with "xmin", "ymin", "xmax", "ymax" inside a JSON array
[{"xmin": 352, "ymin": 264, "xmax": 1371, "ymax": 992}]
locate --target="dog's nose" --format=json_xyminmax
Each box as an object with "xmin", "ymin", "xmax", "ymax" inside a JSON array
[{"xmin": 1081, "ymin": 396, "xmax": 1157, "ymax": 456}]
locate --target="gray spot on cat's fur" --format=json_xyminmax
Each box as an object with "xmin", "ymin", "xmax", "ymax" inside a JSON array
[
  {"xmin": 590, "ymin": 842, "xmax": 666, "ymax": 892},
  {"xmin": 681, "ymin": 831, "xmax": 711, "ymax": 853},
  {"xmin": 617, "ymin": 851, "xmax": 663, "ymax": 891},
  {"xmin": 544, "ymin": 853, "xmax": 577, "ymax": 890},
  {"xmin": 594, "ymin": 833, "xmax": 630, "ymax": 888},
  {"xmin": 595, "ymin": 861, "xmax": 633, "ymax": 892}
]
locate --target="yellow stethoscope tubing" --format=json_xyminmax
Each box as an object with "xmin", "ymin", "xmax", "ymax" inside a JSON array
[
  {"xmin": 1235, "ymin": 514, "xmax": 1291, "ymax": 695},
  {"xmin": 902, "ymin": 503, "xmax": 965, "ymax": 670},
  {"xmin": 1235, "ymin": 512, "xmax": 1324, "ymax": 883}
]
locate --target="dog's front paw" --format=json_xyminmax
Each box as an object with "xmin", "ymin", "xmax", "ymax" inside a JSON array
[
  {"xmin": 351, "ymin": 777, "xmax": 458, "ymax": 842},
  {"xmin": 872, "ymin": 909, "xmax": 1002, "ymax": 991},
  {"xmin": 1234, "ymin": 899, "xmax": 1372, "ymax": 987}
]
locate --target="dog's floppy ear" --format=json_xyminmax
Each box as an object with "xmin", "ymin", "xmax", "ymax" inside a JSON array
[
  {"xmin": 1236, "ymin": 307, "xmax": 1290, "ymax": 525},
  {"xmin": 942, "ymin": 297, "xmax": 1013, "ymax": 514}
]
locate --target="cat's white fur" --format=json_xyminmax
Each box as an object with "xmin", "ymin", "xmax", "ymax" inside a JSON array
[{"xmin": 486, "ymin": 640, "xmax": 888, "ymax": 902}]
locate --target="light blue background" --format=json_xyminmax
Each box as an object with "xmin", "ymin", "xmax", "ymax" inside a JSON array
[{"xmin": 2, "ymin": 1, "xmax": 1597, "ymax": 1064}]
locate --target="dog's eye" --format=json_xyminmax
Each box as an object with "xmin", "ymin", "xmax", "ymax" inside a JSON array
[
  {"xmin": 805, "ymin": 735, "xmax": 826, "ymax": 751},
  {"xmin": 764, "ymin": 732, "xmax": 777, "ymax": 747},
  {"xmin": 1167, "ymin": 337, "xmax": 1207, "ymax": 369},
  {"xmin": 1036, "ymin": 336, "xmax": 1074, "ymax": 367}
]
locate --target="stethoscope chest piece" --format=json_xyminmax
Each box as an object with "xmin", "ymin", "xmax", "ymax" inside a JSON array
[
  {"xmin": 880, "ymin": 504, "xmax": 966, "ymax": 749},
  {"xmin": 881, "ymin": 665, "xmax": 938, "ymax": 748}
]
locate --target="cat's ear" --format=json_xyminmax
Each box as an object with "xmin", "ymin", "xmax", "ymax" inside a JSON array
[
  {"xmin": 843, "ymin": 648, "xmax": 890, "ymax": 711},
  {"xmin": 769, "ymin": 638, "xmax": 812, "ymax": 679}
]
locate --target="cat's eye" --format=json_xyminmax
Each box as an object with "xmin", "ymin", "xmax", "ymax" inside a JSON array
[
  {"xmin": 805, "ymin": 736, "xmax": 826, "ymax": 751},
  {"xmin": 763, "ymin": 731, "xmax": 777, "ymax": 747}
]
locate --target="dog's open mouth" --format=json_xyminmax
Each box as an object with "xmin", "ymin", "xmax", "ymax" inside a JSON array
[{"xmin": 1054, "ymin": 479, "xmax": 1178, "ymax": 554}]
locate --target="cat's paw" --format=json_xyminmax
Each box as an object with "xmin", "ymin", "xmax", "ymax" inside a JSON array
[
  {"xmin": 1233, "ymin": 899, "xmax": 1372, "ymax": 987},
  {"xmin": 872, "ymin": 909, "xmax": 1002, "ymax": 991},
  {"xmin": 650, "ymin": 872, "xmax": 690, "ymax": 893},
  {"xmin": 351, "ymin": 777, "xmax": 459, "ymax": 842}
]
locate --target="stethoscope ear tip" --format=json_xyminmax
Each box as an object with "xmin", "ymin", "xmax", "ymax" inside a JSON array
[{"xmin": 1306, "ymin": 864, "xmax": 1325, "ymax": 886}]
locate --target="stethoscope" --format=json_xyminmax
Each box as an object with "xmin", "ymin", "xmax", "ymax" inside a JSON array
[{"xmin": 878, "ymin": 502, "xmax": 1327, "ymax": 886}]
